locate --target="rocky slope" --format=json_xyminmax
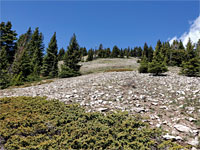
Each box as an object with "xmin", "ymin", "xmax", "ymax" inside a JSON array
[{"xmin": 0, "ymin": 70, "xmax": 199, "ymax": 148}]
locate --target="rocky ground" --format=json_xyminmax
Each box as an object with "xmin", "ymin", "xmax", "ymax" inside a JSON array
[{"xmin": 0, "ymin": 58, "xmax": 200, "ymax": 149}]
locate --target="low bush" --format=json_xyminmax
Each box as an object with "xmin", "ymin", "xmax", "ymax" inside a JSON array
[{"xmin": 0, "ymin": 97, "xmax": 187, "ymax": 149}]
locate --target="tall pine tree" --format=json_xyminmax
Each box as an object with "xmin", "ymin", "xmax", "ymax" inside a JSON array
[
  {"xmin": 58, "ymin": 48, "xmax": 65, "ymax": 61},
  {"xmin": 28, "ymin": 27, "xmax": 44, "ymax": 78},
  {"xmin": 0, "ymin": 21, "xmax": 17, "ymax": 63},
  {"xmin": 42, "ymin": 32, "xmax": 58, "ymax": 77},
  {"xmin": 59, "ymin": 33, "xmax": 81, "ymax": 78}
]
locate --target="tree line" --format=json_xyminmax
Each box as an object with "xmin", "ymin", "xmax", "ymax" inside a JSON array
[
  {"xmin": 0, "ymin": 21, "xmax": 200, "ymax": 89},
  {"xmin": 138, "ymin": 39, "xmax": 200, "ymax": 76}
]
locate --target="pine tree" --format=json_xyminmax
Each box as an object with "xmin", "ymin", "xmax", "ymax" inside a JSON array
[
  {"xmin": 181, "ymin": 57, "xmax": 200, "ymax": 77},
  {"xmin": 180, "ymin": 38, "xmax": 200, "ymax": 77},
  {"xmin": 87, "ymin": 49, "xmax": 94, "ymax": 61},
  {"xmin": 120, "ymin": 49, "xmax": 124, "ymax": 58},
  {"xmin": 148, "ymin": 41, "xmax": 168, "ymax": 75},
  {"xmin": 41, "ymin": 32, "xmax": 58, "ymax": 77},
  {"xmin": 0, "ymin": 21, "xmax": 17, "ymax": 63},
  {"xmin": 147, "ymin": 46, "xmax": 154, "ymax": 62},
  {"xmin": 58, "ymin": 48, "xmax": 65, "ymax": 61},
  {"xmin": 111, "ymin": 45, "xmax": 120, "ymax": 58},
  {"xmin": 105, "ymin": 48, "xmax": 111, "ymax": 58},
  {"xmin": 0, "ymin": 46, "xmax": 10, "ymax": 89},
  {"xmin": 138, "ymin": 56, "xmax": 148, "ymax": 73},
  {"xmin": 59, "ymin": 33, "xmax": 81, "ymax": 78},
  {"xmin": 142, "ymin": 43, "xmax": 148, "ymax": 58},
  {"xmin": 185, "ymin": 38, "xmax": 195, "ymax": 61},
  {"xmin": 64, "ymin": 33, "xmax": 81, "ymax": 71},
  {"xmin": 12, "ymin": 27, "xmax": 32, "ymax": 76},
  {"xmin": 178, "ymin": 40, "xmax": 184, "ymax": 49},
  {"xmin": 136, "ymin": 47, "xmax": 143, "ymax": 57},
  {"xmin": 28, "ymin": 27, "xmax": 44, "ymax": 77}
]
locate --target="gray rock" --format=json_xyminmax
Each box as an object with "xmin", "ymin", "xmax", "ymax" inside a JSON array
[{"xmin": 174, "ymin": 124, "xmax": 192, "ymax": 133}]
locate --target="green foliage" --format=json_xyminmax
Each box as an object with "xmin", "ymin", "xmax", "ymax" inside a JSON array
[
  {"xmin": 0, "ymin": 46, "xmax": 10, "ymax": 89},
  {"xmin": 10, "ymin": 71, "xmax": 24, "ymax": 86},
  {"xmin": 28, "ymin": 27, "xmax": 44, "ymax": 76},
  {"xmin": 63, "ymin": 33, "xmax": 81, "ymax": 72},
  {"xmin": 111, "ymin": 45, "xmax": 120, "ymax": 58},
  {"xmin": 41, "ymin": 32, "xmax": 58, "ymax": 77},
  {"xmin": 58, "ymin": 65, "xmax": 80, "ymax": 78},
  {"xmin": 0, "ymin": 21, "xmax": 17, "ymax": 63},
  {"xmin": 148, "ymin": 52, "xmax": 168, "ymax": 76},
  {"xmin": 58, "ymin": 48, "xmax": 65, "ymax": 61},
  {"xmin": 87, "ymin": 49, "xmax": 94, "ymax": 61},
  {"xmin": 0, "ymin": 97, "xmax": 185, "ymax": 150},
  {"xmin": 138, "ymin": 56, "xmax": 148, "ymax": 73},
  {"xmin": 181, "ymin": 57, "xmax": 200, "ymax": 77},
  {"xmin": 0, "ymin": 70, "xmax": 10, "ymax": 89}
]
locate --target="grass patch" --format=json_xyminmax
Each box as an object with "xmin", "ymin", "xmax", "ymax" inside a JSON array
[
  {"xmin": 8, "ymin": 79, "xmax": 54, "ymax": 89},
  {"xmin": 0, "ymin": 97, "xmax": 187, "ymax": 149}
]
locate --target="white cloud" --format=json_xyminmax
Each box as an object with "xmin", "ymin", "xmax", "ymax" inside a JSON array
[{"xmin": 169, "ymin": 15, "xmax": 200, "ymax": 46}]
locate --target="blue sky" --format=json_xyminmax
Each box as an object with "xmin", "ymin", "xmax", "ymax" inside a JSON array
[{"xmin": 1, "ymin": 1, "xmax": 199, "ymax": 50}]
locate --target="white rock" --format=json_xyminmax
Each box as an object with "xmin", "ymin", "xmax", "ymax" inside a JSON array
[
  {"xmin": 188, "ymin": 137, "xmax": 199, "ymax": 146},
  {"xmin": 163, "ymin": 134, "xmax": 182, "ymax": 141},
  {"xmin": 96, "ymin": 107, "xmax": 109, "ymax": 112},
  {"xmin": 174, "ymin": 124, "xmax": 192, "ymax": 133},
  {"xmin": 188, "ymin": 117, "xmax": 196, "ymax": 122}
]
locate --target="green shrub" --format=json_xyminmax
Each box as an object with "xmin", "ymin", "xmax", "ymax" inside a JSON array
[
  {"xmin": 138, "ymin": 56, "xmax": 148, "ymax": 73},
  {"xmin": 180, "ymin": 57, "xmax": 200, "ymax": 77},
  {"xmin": 0, "ymin": 97, "xmax": 186, "ymax": 149},
  {"xmin": 58, "ymin": 65, "xmax": 80, "ymax": 78}
]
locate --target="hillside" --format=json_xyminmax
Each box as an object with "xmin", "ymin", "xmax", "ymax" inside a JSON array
[{"xmin": 0, "ymin": 58, "xmax": 200, "ymax": 149}]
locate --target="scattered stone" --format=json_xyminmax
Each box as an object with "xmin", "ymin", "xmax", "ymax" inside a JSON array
[
  {"xmin": 174, "ymin": 124, "xmax": 192, "ymax": 133},
  {"xmin": 163, "ymin": 134, "xmax": 182, "ymax": 141},
  {"xmin": 96, "ymin": 107, "xmax": 109, "ymax": 112},
  {"xmin": 188, "ymin": 117, "xmax": 196, "ymax": 122},
  {"xmin": 188, "ymin": 137, "xmax": 199, "ymax": 146}
]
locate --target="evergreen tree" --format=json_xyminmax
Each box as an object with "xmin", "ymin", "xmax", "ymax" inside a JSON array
[
  {"xmin": 180, "ymin": 38, "xmax": 200, "ymax": 77},
  {"xmin": 181, "ymin": 57, "xmax": 200, "ymax": 77},
  {"xmin": 59, "ymin": 33, "xmax": 81, "ymax": 78},
  {"xmin": 142, "ymin": 43, "xmax": 148, "ymax": 58},
  {"xmin": 81, "ymin": 47, "xmax": 87, "ymax": 56},
  {"xmin": 111, "ymin": 45, "xmax": 120, "ymax": 58},
  {"xmin": 125, "ymin": 47, "xmax": 130, "ymax": 58},
  {"xmin": 136, "ymin": 47, "xmax": 143, "ymax": 57},
  {"xmin": 28, "ymin": 27, "xmax": 44, "ymax": 77},
  {"xmin": 12, "ymin": 27, "xmax": 32, "ymax": 76},
  {"xmin": 178, "ymin": 40, "xmax": 184, "ymax": 49},
  {"xmin": 42, "ymin": 32, "xmax": 58, "ymax": 77},
  {"xmin": 138, "ymin": 56, "xmax": 148, "ymax": 73},
  {"xmin": 87, "ymin": 49, "xmax": 94, "ymax": 61},
  {"xmin": 58, "ymin": 48, "xmax": 65, "ymax": 61},
  {"xmin": 0, "ymin": 21, "xmax": 17, "ymax": 63},
  {"xmin": 105, "ymin": 48, "xmax": 111, "ymax": 58},
  {"xmin": 185, "ymin": 38, "xmax": 195, "ymax": 61},
  {"xmin": 147, "ymin": 46, "xmax": 154, "ymax": 62},
  {"xmin": 148, "ymin": 41, "xmax": 168, "ymax": 76},
  {"xmin": 119, "ymin": 48, "xmax": 124, "ymax": 58},
  {"xmin": 98, "ymin": 44, "xmax": 104, "ymax": 58},
  {"xmin": 64, "ymin": 33, "xmax": 81, "ymax": 71},
  {"xmin": 0, "ymin": 46, "xmax": 10, "ymax": 89}
]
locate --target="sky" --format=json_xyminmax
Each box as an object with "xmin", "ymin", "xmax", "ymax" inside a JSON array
[{"xmin": 1, "ymin": 0, "xmax": 200, "ymax": 50}]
